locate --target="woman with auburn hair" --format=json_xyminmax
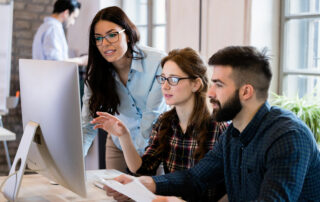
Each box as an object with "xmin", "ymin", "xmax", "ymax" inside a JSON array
[
  {"xmin": 82, "ymin": 6, "xmax": 168, "ymax": 173},
  {"xmin": 92, "ymin": 48, "xmax": 227, "ymax": 201}
]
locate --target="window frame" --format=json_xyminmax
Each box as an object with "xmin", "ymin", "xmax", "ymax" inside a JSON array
[
  {"xmin": 279, "ymin": 0, "xmax": 320, "ymax": 96},
  {"xmin": 121, "ymin": 0, "xmax": 167, "ymax": 50}
]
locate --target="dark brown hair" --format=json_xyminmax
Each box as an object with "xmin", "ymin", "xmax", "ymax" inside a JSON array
[
  {"xmin": 86, "ymin": 6, "xmax": 143, "ymax": 117},
  {"xmin": 208, "ymin": 46, "xmax": 272, "ymax": 100},
  {"xmin": 155, "ymin": 47, "xmax": 211, "ymax": 160},
  {"xmin": 53, "ymin": 0, "xmax": 81, "ymax": 14}
]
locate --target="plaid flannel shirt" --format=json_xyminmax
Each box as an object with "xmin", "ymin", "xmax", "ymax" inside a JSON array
[{"xmin": 136, "ymin": 113, "xmax": 228, "ymax": 175}]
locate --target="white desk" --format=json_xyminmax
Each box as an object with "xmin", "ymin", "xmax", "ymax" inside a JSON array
[
  {"xmin": 0, "ymin": 126, "xmax": 16, "ymax": 170},
  {"xmin": 0, "ymin": 170, "xmax": 117, "ymax": 201}
]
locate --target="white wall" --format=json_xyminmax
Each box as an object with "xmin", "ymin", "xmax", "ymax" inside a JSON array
[
  {"xmin": 166, "ymin": 0, "xmax": 200, "ymax": 51},
  {"xmin": 203, "ymin": 0, "xmax": 249, "ymax": 59},
  {"xmin": 167, "ymin": 0, "xmax": 250, "ymax": 61},
  {"xmin": 250, "ymin": 0, "xmax": 280, "ymax": 94}
]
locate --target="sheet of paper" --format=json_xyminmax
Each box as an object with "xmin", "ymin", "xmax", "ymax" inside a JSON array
[
  {"xmin": 102, "ymin": 169, "xmax": 123, "ymax": 179},
  {"xmin": 100, "ymin": 178, "xmax": 156, "ymax": 202}
]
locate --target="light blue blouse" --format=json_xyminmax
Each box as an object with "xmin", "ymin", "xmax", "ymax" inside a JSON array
[
  {"xmin": 32, "ymin": 17, "xmax": 69, "ymax": 61},
  {"xmin": 82, "ymin": 45, "xmax": 168, "ymax": 156}
]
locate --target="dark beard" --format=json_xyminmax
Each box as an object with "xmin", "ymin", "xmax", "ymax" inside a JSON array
[{"xmin": 211, "ymin": 89, "xmax": 242, "ymax": 122}]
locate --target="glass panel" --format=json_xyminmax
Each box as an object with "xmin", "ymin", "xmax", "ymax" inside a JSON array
[
  {"xmin": 137, "ymin": 26, "xmax": 148, "ymax": 46},
  {"xmin": 122, "ymin": 0, "xmax": 148, "ymax": 25},
  {"xmin": 288, "ymin": 0, "xmax": 320, "ymax": 15},
  {"xmin": 283, "ymin": 74, "xmax": 320, "ymax": 98},
  {"xmin": 152, "ymin": 26, "xmax": 166, "ymax": 51},
  {"xmin": 284, "ymin": 18, "xmax": 320, "ymax": 70},
  {"xmin": 99, "ymin": 0, "xmax": 120, "ymax": 9},
  {"xmin": 153, "ymin": 0, "xmax": 166, "ymax": 24}
]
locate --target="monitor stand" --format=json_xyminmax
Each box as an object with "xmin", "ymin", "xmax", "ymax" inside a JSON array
[{"xmin": 1, "ymin": 121, "xmax": 40, "ymax": 201}]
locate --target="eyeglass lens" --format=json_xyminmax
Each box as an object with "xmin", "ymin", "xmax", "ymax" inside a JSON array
[
  {"xmin": 95, "ymin": 32, "xmax": 119, "ymax": 45},
  {"xmin": 156, "ymin": 76, "xmax": 180, "ymax": 86}
]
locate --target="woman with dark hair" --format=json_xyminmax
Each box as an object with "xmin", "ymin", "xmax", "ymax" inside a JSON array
[
  {"xmin": 92, "ymin": 48, "xmax": 227, "ymax": 200},
  {"xmin": 82, "ymin": 6, "xmax": 168, "ymax": 173}
]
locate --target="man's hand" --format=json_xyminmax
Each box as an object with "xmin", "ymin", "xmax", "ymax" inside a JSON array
[
  {"xmin": 152, "ymin": 196, "xmax": 185, "ymax": 202},
  {"xmin": 138, "ymin": 176, "xmax": 156, "ymax": 193},
  {"xmin": 103, "ymin": 174, "xmax": 157, "ymax": 202},
  {"xmin": 103, "ymin": 174, "xmax": 133, "ymax": 201}
]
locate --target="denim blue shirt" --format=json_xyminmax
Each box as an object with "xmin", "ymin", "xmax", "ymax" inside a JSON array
[
  {"xmin": 82, "ymin": 45, "xmax": 168, "ymax": 156},
  {"xmin": 32, "ymin": 17, "xmax": 68, "ymax": 61},
  {"xmin": 153, "ymin": 102, "xmax": 320, "ymax": 201}
]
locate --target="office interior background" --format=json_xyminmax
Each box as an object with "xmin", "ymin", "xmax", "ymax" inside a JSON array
[{"xmin": 0, "ymin": 0, "xmax": 319, "ymax": 175}]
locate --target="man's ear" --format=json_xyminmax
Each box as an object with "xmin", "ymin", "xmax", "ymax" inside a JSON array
[
  {"xmin": 192, "ymin": 78, "xmax": 203, "ymax": 92},
  {"xmin": 240, "ymin": 84, "xmax": 254, "ymax": 100},
  {"xmin": 62, "ymin": 9, "xmax": 70, "ymax": 19}
]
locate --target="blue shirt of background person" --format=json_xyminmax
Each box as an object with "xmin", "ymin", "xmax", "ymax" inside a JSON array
[
  {"xmin": 33, "ymin": 16, "xmax": 69, "ymax": 60},
  {"xmin": 81, "ymin": 6, "xmax": 168, "ymax": 172},
  {"xmin": 32, "ymin": 0, "xmax": 87, "ymax": 65}
]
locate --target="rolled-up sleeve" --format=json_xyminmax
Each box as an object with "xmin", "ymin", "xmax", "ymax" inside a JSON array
[{"xmin": 81, "ymin": 84, "xmax": 98, "ymax": 156}]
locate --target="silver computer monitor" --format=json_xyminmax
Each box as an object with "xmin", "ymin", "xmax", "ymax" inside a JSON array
[{"xmin": 17, "ymin": 59, "xmax": 86, "ymax": 197}]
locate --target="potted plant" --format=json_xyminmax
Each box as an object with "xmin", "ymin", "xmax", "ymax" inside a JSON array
[{"xmin": 270, "ymin": 89, "xmax": 320, "ymax": 144}]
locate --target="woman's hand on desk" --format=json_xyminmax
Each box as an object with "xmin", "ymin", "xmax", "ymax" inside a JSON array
[
  {"xmin": 103, "ymin": 174, "xmax": 156, "ymax": 202},
  {"xmin": 91, "ymin": 111, "xmax": 130, "ymax": 138}
]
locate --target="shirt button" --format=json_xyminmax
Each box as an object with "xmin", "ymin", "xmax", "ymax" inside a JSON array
[
  {"xmin": 128, "ymin": 79, "xmax": 131, "ymax": 82},
  {"xmin": 132, "ymin": 104, "xmax": 135, "ymax": 107},
  {"xmin": 137, "ymin": 126, "xmax": 140, "ymax": 129}
]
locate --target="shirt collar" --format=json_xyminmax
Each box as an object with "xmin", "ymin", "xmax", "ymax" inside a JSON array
[
  {"xmin": 130, "ymin": 45, "xmax": 144, "ymax": 73},
  {"xmin": 44, "ymin": 16, "xmax": 62, "ymax": 26},
  {"xmin": 230, "ymin": 101, "xmax": 270, "ymax": 146},
  {"xmin": 170, "ymin": 110, "xmax": 196, "ymax": 138}
]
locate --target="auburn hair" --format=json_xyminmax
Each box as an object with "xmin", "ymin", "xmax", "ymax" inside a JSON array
[{"xmin": 155, "ymin": 48, "xmax": 211, "ymax": 160}]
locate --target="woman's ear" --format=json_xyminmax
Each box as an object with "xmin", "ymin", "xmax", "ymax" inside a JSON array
[{"xmin": 192, "ymin": 78, "xmax": 203, "ymax": 92}]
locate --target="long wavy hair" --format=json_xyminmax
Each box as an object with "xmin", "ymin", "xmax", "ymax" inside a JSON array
[
  {"xmin": 155, "ymin": 48, "xmax": 211, "ymax": 160},
  {"xmin": 86, "ymin": 6, "xmax": 143, "ymax": 117}
]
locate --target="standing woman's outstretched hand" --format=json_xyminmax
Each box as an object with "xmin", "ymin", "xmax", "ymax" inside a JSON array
[{"xmin": 91, "ymin": 111, "xmax": 130, "ymax": 137}]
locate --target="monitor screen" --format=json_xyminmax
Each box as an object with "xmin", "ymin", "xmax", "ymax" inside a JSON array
[{"xmin": 18, "ymin": 59, "xmax": 87, "ymax": 197}]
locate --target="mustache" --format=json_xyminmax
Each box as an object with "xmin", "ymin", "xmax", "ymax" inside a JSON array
[{"xmin": 210, "ymin": 98, "xmax": 220, "ymax": 105}]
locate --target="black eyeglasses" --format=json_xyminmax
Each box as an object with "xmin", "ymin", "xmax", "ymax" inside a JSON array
[
  {"xmin": 156, "ymin": 75, "xmax": 195, "ymax": 86},
  {"xmin": 94, "ymin": 29, "xmax": 125, "ymax": 46}
]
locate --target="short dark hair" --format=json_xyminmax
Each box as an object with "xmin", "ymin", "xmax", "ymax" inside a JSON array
[
  {"xmin": 208, "ymin": 46, "xmax": 272, "ymax": 100},
  {"xmin": 53, "ymin": 0, "xmax": 81, "ymax": 14}
]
